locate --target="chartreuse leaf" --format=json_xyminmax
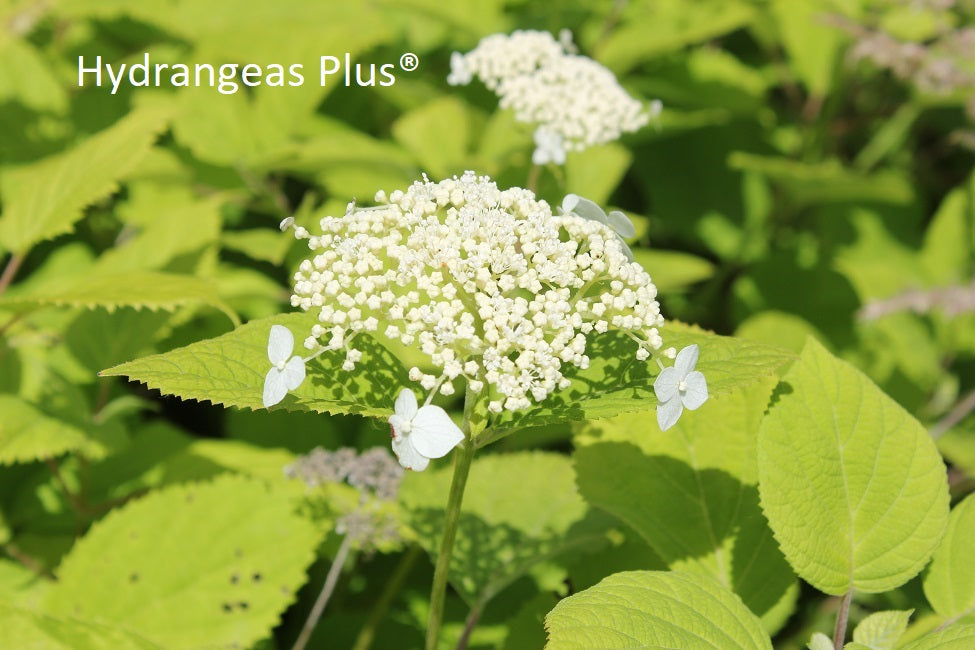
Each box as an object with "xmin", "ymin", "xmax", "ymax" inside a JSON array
[
  {"xmin": 808, "ymin": 632, "xmax": 833, "ymax": 650},
  {"xmin": 0, "ymin": 108, "xmax": 169, "ymax": 254},
  {"xmin": 0, "ymin": 271, "xmax": 237, "ymax": 325},
  {"xmin": 102, "ymin": 311, "xmax": 409, "ymax": 417},
  {"xmin": 0, "ymin": 602, "xmax": 161, "ymax": 650},
  {"xmin": 632, "ymin": 249, "xmax": 715, "ymax": 292},
  {"xmin": 758, "ymin": 337, "xmax": 950, "ymax": 595},
  {"xmin": 852, "ymin": 610, "xmax": 913, "ymax": 649},
  {"xmin": 574, "ymin": 378, "xmax": 797, "ymax": 633},
  {"xmin": 900, "ymin": 625, "xmax": 975, "ymax": 649},
  {"xmin": 400, "ymin": 452, "xmax": 608, "ymax": 606},
  {"xmin": 485, "ymin": 322, "xmax": 794, "ymax": 441},
  {"xmin": 924, "ymin": 493, "xmax": 975, "ymax": 623},
  {"xmin": 392, "ymin": 96, "xmax": 470, "ymax": 180},
  {"xmin": 44, "ymin": 475, "xmax": 320, "ymax": 649},
  {"xmin": 543, "ymin": 570, "xmax": 772, "ymax": 649},
  {"xmin": 0, "ymin": 395, "xmax": 89, "ymax": 465}
]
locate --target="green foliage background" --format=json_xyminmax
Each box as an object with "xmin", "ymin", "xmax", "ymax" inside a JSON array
[{"xmin": 1, "ymin": 0, "xmax": 974, "ymax": 648}]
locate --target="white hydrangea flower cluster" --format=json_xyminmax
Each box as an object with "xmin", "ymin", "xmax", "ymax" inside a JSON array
[
  {"xmin": 448, "ymin": 30, "xmax": 652, "ymax": 164},
  {"xmin": 288, "ymin": 171, "xmax": 668, "ymax": 414}
]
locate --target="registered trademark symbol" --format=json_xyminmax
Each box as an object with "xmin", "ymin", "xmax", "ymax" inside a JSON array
[{"xmin": 399, "ymin": 53, "xmax": 419, "ymax": 72}]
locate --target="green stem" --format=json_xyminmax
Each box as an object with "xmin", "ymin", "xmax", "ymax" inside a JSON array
[
  {"xmin": 526, "ymin": 164, "xmax": 541, "ymax": 194},
  {"xmin": 352, "ymin": 546, "xmax": 421, "ymax": 650},
  {"xmin": 832, "ymin": 589, "xmax": 853, "ymax": 650},
  {"xmin": 293, "ymin": 534, "xmax": 354, "ymax": 650},
  {"xmin": 425, "ymin": 388, "xmax": 477, "ymax": 650}
]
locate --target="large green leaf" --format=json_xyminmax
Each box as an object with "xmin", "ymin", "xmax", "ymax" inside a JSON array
[
  {"xmin": 102, "ymin": 311, "xmax": 409, "ymax": 417},
  {"xmin": 851, "ymin": 610, "xmax": 913, "ymax": 650},
  {"xmin": 0, "ymin": 395, "xmax": 89, "ymax": 465},
  {"xmin": 0, "ymin": 108, "xmax": 169, "ymax": 254},
  {"xmin": 44, "ymin": 475, "xmax": 320, "ymax": 649},
  {"xmin": 632, "ymin": 249, "xmax": 716, "ymax": 292},
  {"xmin": 392, "ymin": 96, "xmax": 470, "ymax": 180},
  {"xmin": 757, "ymin": 337, "xmax": 950, "ymax": 595},
  {"xmin": 924, "ymin": 493, "xmax": 975, "ymax": 623},
  {"xmin": 900, "ymin": 625, "xmax": 975, "ymax": 650},
  {"xmin": 544, "ymin": 570, "xmax": 772, "ymax": 649},
  {"xmin": 574, "ymin": 378, "xmax": 796, "ymax": 633},
  {"xmin": 0, "ymin": 271, "xmax": 238, "ymax": 326},
  {"xmin": 400, "ymin": 452, "xmax": 609, "ymax": 606},
  {"xmin": 484, "ymin": 322, "xmax": 794, "ymax": 441},
  {"xmin": 0, "ymin": 602, "xmax": 161, "ymax": 650}
]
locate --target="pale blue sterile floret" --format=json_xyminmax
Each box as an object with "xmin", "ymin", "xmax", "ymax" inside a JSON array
[
  {"xmin": 653, "ymin": 344, "xmax": 708, "ymax": 431},
  {"xmin": 262, "ymin": 325, "xmax": 306, "ymax": 408},
  {"xmin": 560, "ymin": 194, "xmax": 635, "ymax": 260}
]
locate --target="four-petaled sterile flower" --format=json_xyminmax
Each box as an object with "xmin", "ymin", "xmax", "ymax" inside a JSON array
[
  {"xmin": 388, "ymin": 389, "xmax": 464, "ymax": 471},
  {"xmin": 263, "ymin": 325, "xmax": 306, "ymax": 408},
  {"xmin": 653, "ymin": 344, "xmax": 708, "ymax": 431}
]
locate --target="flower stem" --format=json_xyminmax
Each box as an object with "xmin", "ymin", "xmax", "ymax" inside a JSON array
[
  {"xmin": 293, "ymin": 534, "xmax": 354, "ymax": 650},
  {"xmin": 0, "ymin": 254, "xmax": 24, "ymax": 296},
  {"xmin": 424, "ymin": 388, "xmax": 477, "ymax": 650},
  {"xmin": 526, "ymin": 164, "xmax": 541, "ymax": 194},
  {"xmin": 832, "ymin": 589, "xmax": 853, "ymax": 650}
]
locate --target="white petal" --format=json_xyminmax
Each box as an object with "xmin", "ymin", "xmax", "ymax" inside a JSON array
[
  {"xmin": 656, "ymin": 397, "xmax": 683, "ymax": 431},
  {"xmin": 681, "ymin": 371, "xmax": 708, "ymax": 410},
  {"xmin": 388, "ymin": 414, "xmax": 408, "ymax": 437},
  {"xmin": 674, "ymin": 344, "xmax": 699, "ymax": 377},
  {"xmin": 607, "ymin": 210, "xmax": 636, "ymax": 239},
  {"xmin": 268, "ymin": 325, "xmax": 294, "ymax": 365},
  {"xmin": 282, "ymin": 356, "xmax": 306, "ymax": 390},
  {"xmin": 618, "ymin": 238, "xmax": 634, "ymax": 262},
  {"xmin": 394, "ymin": 388, "xmax": 418, "ymax": 420},
  {"xmin": 391, "ymin": 436, "xmax": 430, "ymax": 471},
  {"xmin": 411, "ymin": 405, "xmax": 464, "ymax": 459},
  {"xmin": 262, "ymin": 369, "xmax": 288, "ymax": 408},
  {"xmin": 561, "ymin": 194, "xmax": 580, "ymax": 214},
  {"xmin": 569, "ymin": 196, "xmax": 609, "ymax": 225},
  {"xmin": 653, "ymin": 366, "xmax": 679, "ymax": 402}
]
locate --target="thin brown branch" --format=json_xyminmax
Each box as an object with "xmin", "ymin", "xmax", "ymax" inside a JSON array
[
  {"xmin": 858, "ymin": 279, "xmax": 975, "ymax": 321},
  {"xmin": 3, "ymin": 543, "xmax": 56, "ymax": 581},
  {"xmin": 931, "ymin": 389, "xmax": 975, "ymax": 440},
  {"xmin": 0, "ymin": 254, "xmax": 24, "ymax": 295}
]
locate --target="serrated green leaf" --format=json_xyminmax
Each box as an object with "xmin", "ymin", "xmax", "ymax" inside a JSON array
[
  {"xmin": 0, "ymin": 395, "xmax": 89, "ymax": 465},
  {"xmin": 44, "ymin": 475, "xmax": 320, "ymax": 649},
  {"xmin": 574, "ymin": 378, "xmax": 797, "ymax": 633},
  {"xmin": 0, "ymin": 108, "xmax": 169, "ymax": 254},
  {"xmin": 852, "ymin": 609, "xmax": 913, "ymax": 649},
  {"xmin": 400, "ymin": 452, "xmax": 608, "ymax": 606},
  {"xmin": 544, "ymin": 570, "xmax": 772, "ymax": 649},
  {"xmin": 727, "ymin": 153, "xmax": 914, "ymax": 206},
  {"xmin": 900, "ymin": 624, "xmax": 975, "ymax": 649},
  {"xmin": 632, "ymin": 249, "xmax": 716, "ymax": 292},
  {"xmin": 0, "ymin": 271, "xmax": 238, "ymax": 326},
  {"xmin": 924, "ymin": 493, "xmax": 975, "ymax": 622},
  {"xmin": 758, "ymin": 337, "xmax": 950, "ymax": 595},
  {"xmin": 102, "ymin": 311, "xmax": 409, "ymax": 417},
  {"xmin": 0, "ymin": 601, "xmax": 162, "ymax": 650},
  {"xmin": 392, "ymin": 96, "xmax": 469, "ymax": 180},
  {"xmin": 485, "ymin": 322, "xmax": 794, "ymax": 441}
]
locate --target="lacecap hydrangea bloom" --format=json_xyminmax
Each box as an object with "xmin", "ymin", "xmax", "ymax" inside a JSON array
[{"xmin": 448, "ymin": 30, "xmax": 653, "ymax": 164}]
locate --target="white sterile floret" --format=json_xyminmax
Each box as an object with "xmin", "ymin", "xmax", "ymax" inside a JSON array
[
  {"xmin": 449, "ymin": 30, "xmax": 655, "ymax": 163},
  {"xmin": 263, "ymin": 325, "xmax": 307, "ymax": 408},
  {"xmin": 290, "ymin": 171, "xmax": 669, "ymax": 414},
  {"xmin": 561, "ymin": 194, "xmax": 635, "ymax": 260},
  {"xmin": 388, "ymin": 389, "xmax": 464, "ymax": 471},
  {"xmin": 653, "ymin": 344, "xmax": 709, "ymax": 431}
]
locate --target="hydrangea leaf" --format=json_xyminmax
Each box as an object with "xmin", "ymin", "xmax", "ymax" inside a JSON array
[
  {"xmin": 574, "ymin": 378, "xmax": 797, "ymax": 633},
  {"xmin": 486, "ymin": 322, "xmax": 794, "ymax": 439},
  {"xmin": 392, "ymin": 96, "xmax": 470, "ymax": 180},
  {"xmin": 632, "ymin": 249, "xmax": 716, "ymax": 292},
  {"xmin": 0, "ymin": 271, "xmax": 238, "ymax": 326},
  {"xmin": 0, "ymin": 108, "xmax": 170, "ymax": 254},
  {"xmin": 758, "ymin": 337, "xmax": 950, "ymax": 595},
  {"xmin": 565, "ymin": 143, "xmax": 632, "ymax": 205},
  {"xmin": 101, "ymin": 312, "xmax": 409, "ymax": 418},
  {"xmin": 899, "ymin": 624, "xmax": 975, "ymax": 649},
  {"xmin": 44, "ymin": 475, "xmax": 320, "ymax": 649},
  {"xmin": 923, "ymin": 493, "xmax": 975, "ymax": 622},
  {"xmin": 852, "ymin": 610, "xmax": 914, "ymax": 650},
  {"xmin": 543, "ymin": 570, "xmax": 772, "ymax": 649},
  {"xmin": 808, "ymin": 632, "xmax": 834, "ymax": 650},
  {"xmin": 400, "ymin": 452, "xmax": 609, "ymax": 606},
  {"xmin": 0, "ymin": 602, "xmax": 161, "ymax": 650},
  {"xmin": 0, "ymin": 395, "xmax": 89, "ymax": 466}
]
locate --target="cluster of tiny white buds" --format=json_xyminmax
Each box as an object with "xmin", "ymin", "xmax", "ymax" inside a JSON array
[
  {"xmin": 448, "ymin": 29, "xmax": 656, "ymax": 164},
  {"xmin": 288, "ymin": 171, "xmax": 671, "ymax": 416}
]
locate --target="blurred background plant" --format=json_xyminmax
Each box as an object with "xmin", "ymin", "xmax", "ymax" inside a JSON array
[{"xmin": 1, "ymin": 0, "xmax": 974, "ymax": 648}]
